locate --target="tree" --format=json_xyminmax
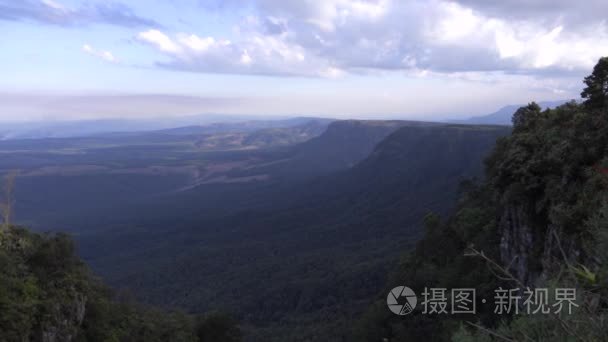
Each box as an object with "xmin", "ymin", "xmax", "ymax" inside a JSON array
[
  {"xmin": 581, "ymin": 57, "xmax": 608, "ymax": 111},
  {"xmin": 0, "ymin": 171, "xmax": 17, "ymax": 229},
  {"xmin": 196, "ymin": 313, "xmax": 242, "ymax": 342},
  {"xmin": 511, "ymin": 102, "xmax": 542, "ymax": 131}
]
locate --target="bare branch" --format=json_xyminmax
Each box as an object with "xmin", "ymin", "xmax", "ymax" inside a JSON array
[
  {"xmin": 465, "ymin": 321, "xmax": 514, "ymax": 342},
  {"xmin": 0, "ymin": 170, "xmax": 18, "ymax": 229}
]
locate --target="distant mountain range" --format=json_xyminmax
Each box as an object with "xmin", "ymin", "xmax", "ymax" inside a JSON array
[
  {"xmin": 450, "ymin": 100, "xmax": 573, "ymax": 125},
  {"xmin": 0, "ymin": 115, "xmax": 331, "ymax": 140},
  {"xmin": 75, "ymin": 120, "xmax": 509, "ymax": 341},
  {"xmin": 4, "ymin": 116, "xmax": 510, "ymax": 341},
  {"xmin": 0, "ymin": 99, "xmax": 577, "ymax": 140}
]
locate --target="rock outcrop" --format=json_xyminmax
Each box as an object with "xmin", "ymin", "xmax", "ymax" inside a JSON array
[
  {"xmin": 499, "ymin": 204, "xmax": 583, "ymax": 286},
  {"xmin": 40, "ymin": 292, "xmax": 87, "ymax": 342}
]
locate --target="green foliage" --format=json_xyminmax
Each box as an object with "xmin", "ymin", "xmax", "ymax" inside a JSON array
[
  {"xmin": 353, "ymin": 181, "xmax": 502, "ymax": 342},
  {"xmin": 511, "ymin": 102, "xmax": 542, "ymax": 132},
  {"xmin": 457, "ymin": 273, "xmax": 608, "ymax": 341},
  {"xmin": 582, "ymin": 57, "xmax": 608, "ymax": 111},
  {"xmin": 67, "ymin": 124, "xmax": 506, "ymax": 341},
  {"xmin": 451, "ymin": 324, "xmax": 492, "ymax": 342},
  {"xmin": 196, "ymin": 312, "xmax": 242, "ymax": 342},
  {"xmin": 487, "ymin": 97, "xmax": 608, "ymax": 237},
  {"xmin": 442, "ymin": 57, "xmax": 608, "ymax": 341},
  {"xmin": 0, "ymin": 226, "xmax": 241, "ymax": 342},
  {"xmin": 355, "ymin": 57, "xmax": 608, "ymax": 341},
  {"xmin": 569, "ymin": 264, "xmax": 596, "ymax": 285}
]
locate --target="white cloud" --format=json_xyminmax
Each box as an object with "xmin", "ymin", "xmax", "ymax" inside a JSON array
[
  {"xmin": 240, "ymin": 50, "xmax": 253, "ymax": 65},
  {"xmin": 82, "ymin": 44, "xmax": 118, "ymax": 63},
  {"xmin": 420, "ymin": 1, "xmax": 608, "ymax": 73},
  {"xmin": 41, "ymin": 0, "xmax": 65, "ymax": 11},
  {"xmin": 304, "ymin": 0, "xmax": 390, "ymax": 31},
  {"xmin": 319, "ymin": 66, "xmax": 345, "ymax": 78},
  {"xmin": 137, "ymin": 30, "xmax": 181, "ymax": 53},
  {"xmin": 176, "ymin": 34, "xmax": 230, "ymax": 52},
  {"xmin": 431, "ymin": 2, "xmax": 486, "ymax": 42},
  {"xmin": 136, "ymin": 0, "xmax": 608, "ymax": 81},
  {"xmin": 137, "ymin": 28, "xmax": 333, "ymax": 77}
]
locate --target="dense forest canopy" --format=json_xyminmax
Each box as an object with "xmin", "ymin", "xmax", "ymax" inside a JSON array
[
  {"xmin": 2, "ymin": 57, "xmax": 608, "ymax": 342},
  {"xmin": 355, "ymin": 57, "xmax": 608, "ymax": 341},
  {"xmin": 0, "ymin": 225, "xmax": 241, "ymax": 341}
]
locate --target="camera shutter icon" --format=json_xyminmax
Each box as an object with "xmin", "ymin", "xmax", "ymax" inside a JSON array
[{"xmin": 387, "ymin": 286, "xmax": 417, "ymax": 315}]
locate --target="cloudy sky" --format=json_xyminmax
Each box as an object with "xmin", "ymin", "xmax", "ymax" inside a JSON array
[{"xmin": 2, "ymin": 0, "xmax": 607, "ymax": 121}]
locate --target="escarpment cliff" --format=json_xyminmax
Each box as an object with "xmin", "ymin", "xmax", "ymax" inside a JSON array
[{"xmin": 354, "ymin": 57, "xmax": 608, "ymax": 341}]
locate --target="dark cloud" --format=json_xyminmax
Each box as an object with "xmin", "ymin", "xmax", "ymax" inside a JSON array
[
  {"xmin": 448, "ymin": 0, "xmax": 608, "ymax": 27},
  {"xmin": 449, "ymin": 0, "xmax": 608, "ymax": 16},
  {"xmin": 87, "ymin": 3, "xmax": 160, "ymax": 28},
  {"xmin": 262, "ymin": 17, "xmax": 287, "ymax": 35},
  {"xmin": 0, "ymin": 0, "xmax": 160, "ymax": 28}
]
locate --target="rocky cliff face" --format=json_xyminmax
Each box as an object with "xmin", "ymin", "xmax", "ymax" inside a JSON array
[
  {"xmin": 499, "ymin": 205, "xmax": 537, "ymax": 285},
  {"xmin": 0, "ymin": 227, "xmax": 89, "ymax": 342},
  {"xmin": 40, "ymin": 292, "xmax": 87, "ymax": 342},
  {"xmin": 499, "ymin": 204, "xmax": 583, "ymax": 286}
]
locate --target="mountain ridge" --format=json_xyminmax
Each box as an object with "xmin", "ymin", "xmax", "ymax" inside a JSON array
[
  {"xmin": 450, "ymin": 100, "xmax": 572, "ymax": 125},
  {"xmin": 78, "ymin": 122, "xmax": 509, "ymax": 341}
]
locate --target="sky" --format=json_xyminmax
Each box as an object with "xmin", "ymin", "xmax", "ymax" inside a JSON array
[{"xmin": 1, "ymin": 0, "xmax": 608, "ymax": 122}]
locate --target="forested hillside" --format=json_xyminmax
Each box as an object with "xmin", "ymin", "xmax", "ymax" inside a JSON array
[
  {"xmin": 4, "ymin": 1, "xmax": 604, "ymax": 342},
  {"xmin": 78, "ymin": 123, "xmax": 507, "ymax": 341},
  {"xmin": 355, "ymin": 57, "xmax": 608, "ymax": 341},
  {"xmin": 0, "ymin": 225, "xmax": 241, "ymax": 342},
  {"xmin": 7, "ymin": 59, "xmax": 607, "ymax": 339},
  {"xmin": 5, "ymin": 119, "xmax": 403, "ymax": 232}
]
